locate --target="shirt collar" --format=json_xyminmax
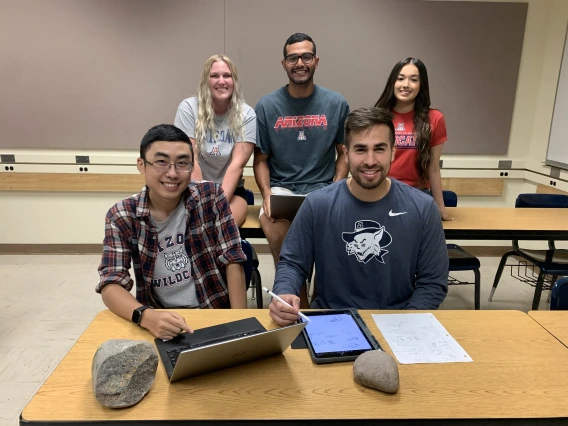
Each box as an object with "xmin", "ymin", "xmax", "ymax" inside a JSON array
[{"xmin": 136, "ymin": 184, "xmax": 196, "ymax": 218}]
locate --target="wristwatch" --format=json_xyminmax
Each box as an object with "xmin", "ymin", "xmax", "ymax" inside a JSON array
[{"xmin": 132, "ymin": 305, "xmax": 152, "ymax": 325}]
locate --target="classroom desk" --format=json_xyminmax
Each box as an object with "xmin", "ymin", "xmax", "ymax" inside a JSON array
[
  {"xmin": 240, "ymin": 206, "xmax": 568, "ymax": 240},
  {"xmin": 21, "ymin": 309, "xmax": 568, "ymax": 425},
  {"xmin": 529, "ymin": 310, "xmax": 568, "ymax": 347}
]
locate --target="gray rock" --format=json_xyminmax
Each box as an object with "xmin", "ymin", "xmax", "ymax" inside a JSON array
[
  {"xmin": 92, "ymin": 339, "xmax": 158, "ymax": 408},
  {"xmin": 353, "ymin": 350, "xmax": 399, "ymax": 393}
]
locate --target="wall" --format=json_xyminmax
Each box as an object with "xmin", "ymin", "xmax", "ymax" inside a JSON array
[
  {"xmin": 1, "ymin": 0, "xmax": 567, "ymax": 246},
  {"xmin": 0, "ymin": 0, "xmax": 527, "ymax": 154},
  {"xmin": 526, "ymin": 0, "xmax": 568, "ymax": 177}
]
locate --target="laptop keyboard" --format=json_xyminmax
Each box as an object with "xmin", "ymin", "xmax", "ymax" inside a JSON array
[{"xmin": 166, "ymin": 328, "xmax": 264, "ymax": 367}]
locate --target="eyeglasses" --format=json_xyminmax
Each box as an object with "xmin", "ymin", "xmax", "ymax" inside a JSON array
[
  {"xmin": 284, "ymin": 52, "xmax": 315, "ymax": 65},
  {"xmin": 145, "ymin": 160, "xmax": 193, "ymax": 173}
]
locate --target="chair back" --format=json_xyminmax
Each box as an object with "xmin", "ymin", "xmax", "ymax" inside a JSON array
[
  {"xmin": 515, "ymin": 194, "xmax": 568, "ymax": 208},
  {"xmin": 551, "ymin": 277, "xmax": 568, "ymax": 310},
  {"xmin": 245, "ymin": 189, "xmax": 255, "ymax": 206},
  {"xmin": 241, "ymin": 239, "xmax": 254, "ymax": 290},
  {"xmin": 442, "ymin": 190, "xmax": 458, "ymax": 207}
]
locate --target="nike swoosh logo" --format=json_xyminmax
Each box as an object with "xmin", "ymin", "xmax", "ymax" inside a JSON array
[{"xmin": 389, "ymin": 210, "xmax": 407, "ymax": 217}]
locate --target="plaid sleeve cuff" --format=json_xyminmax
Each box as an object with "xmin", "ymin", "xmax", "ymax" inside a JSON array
[
  {"xmin": 218, "ymin": 247, "xmax": 247, "ymax": 266},
  {"xmin": 95, "ymin": 272, "xmax": 134, "ymax": 294}
]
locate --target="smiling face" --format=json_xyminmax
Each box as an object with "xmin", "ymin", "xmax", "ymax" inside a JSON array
[
  {"xmin": 343, "ymin": 124, "xmax": 396, "ymax": 191},
  {"xmin": 137, "ymin": 141, "xmax": 193, "ymax": 208},
  {"xmin": 281, "ymin": 40, "xmax": 319, "ymax": 85},
  {"xmin": 394, "ymin": 64, "xmax": 421, "ymax": 106},
  {"xmin": 209, "ymin": 60, "xmax": 234, "ymax": 106}
]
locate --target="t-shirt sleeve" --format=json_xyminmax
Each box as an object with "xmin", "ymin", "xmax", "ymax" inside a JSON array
[
  {"xmin": 403, "ymin": 199, "xmax": 449, "ymax": 310},
  {"xmin": 174, "ymin": 99, "xmax": 196, "ymax": 139},
  {"xmin": 335, "ymin": 97, "xmax": 350, "ymax": 144},
  {"xmin": 255, "ymin": 100, "xmax": 271, "ymax": 155},
  {"xmin": 430, "ymin": 110, "xmax": 447, "ymax": 147},
  {"xmin": 240, "ymin": 106, "xmax": 257, "ymax": 144},
  {"xmin": 273, "ymin": 199, "xmax": 314, "ymax": 296}
]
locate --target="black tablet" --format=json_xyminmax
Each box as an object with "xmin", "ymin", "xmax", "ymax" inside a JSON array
[{"xmin": 300, "ymin": 309, "xmax": 382, "ymax": 364}]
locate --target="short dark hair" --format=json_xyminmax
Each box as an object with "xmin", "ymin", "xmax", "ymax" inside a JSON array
[
  {"xmin": 283, "ymin": 33, "xmax": 316, "ymax": 57},
  {"xmin": 139, "ymin": 124, "xmax": 193, "ymax": 161},
  {"xmin": 344, "ymin": 107, "xmax": 395, "ymax": 148}
]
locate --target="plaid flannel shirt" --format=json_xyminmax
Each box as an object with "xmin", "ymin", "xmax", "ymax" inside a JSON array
[{"xmin": 96, "ymin": 181, "xmax": 246, "ymax": 308}]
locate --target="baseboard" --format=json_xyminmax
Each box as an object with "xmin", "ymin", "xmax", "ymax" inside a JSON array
[
  {"xmin": 0, "ymin": 244, "xmax": 505, "ymax": 257},
  {"xmin": 0, "ymin": 244, "xmax": 104, "ymax": 254},
  {"xmin": 252, "ymin": 244, "xmax": 270, "ymax": 254},
  {"xmin": 0, "ymin": 243, "xmax": 273, "ymax": 255},
  {"xmin": 460, "ymin": 246, "xmax": 511, "ymax": 257}
]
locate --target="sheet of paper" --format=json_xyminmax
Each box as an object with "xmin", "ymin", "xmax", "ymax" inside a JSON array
[{"xmin": 371, "ymin": 313, "xmax": 472, "ymax": 364}]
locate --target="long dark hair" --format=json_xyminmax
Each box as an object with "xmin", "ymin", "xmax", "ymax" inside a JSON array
[{"xmin": 375, "ymin": 57, "xmax": 433, "ymax": 187}]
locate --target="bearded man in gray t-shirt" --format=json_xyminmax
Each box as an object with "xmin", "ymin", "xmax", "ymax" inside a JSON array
[{"xmin": 253, "ymin": 33, "xmax": 350, "ymax": 304}]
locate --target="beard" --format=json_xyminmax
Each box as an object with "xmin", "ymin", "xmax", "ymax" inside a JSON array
[
  {"xmin": 350, "ymin": 166, "xmax": 389, "ymax": 190},
  {"xmin": 287, "ymin": 66, "xmax": 315, "ymax": 85}
]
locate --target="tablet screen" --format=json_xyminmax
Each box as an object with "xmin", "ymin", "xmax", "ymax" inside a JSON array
[{"xmin": 303, "ymin": 313, "xmax": 372, "ymax": 355}]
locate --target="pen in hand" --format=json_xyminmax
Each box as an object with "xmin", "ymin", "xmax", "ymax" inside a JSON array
[{"xmin": 262, "ymin": 287, "xmax": 311, "ymax": 322}]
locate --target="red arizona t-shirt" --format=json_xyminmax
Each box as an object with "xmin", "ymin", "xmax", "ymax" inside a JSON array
[{"xmin": 389, "ymin": 109, "xmax": 447, "ymax": 188}]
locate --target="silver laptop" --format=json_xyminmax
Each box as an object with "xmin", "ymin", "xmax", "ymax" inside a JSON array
[
  {"xmin": 155, "ymin": 317, "xmax": 306, "ymax": 383},
  {"xmin": 270, "ymin": 194, "xmax": 307, "ymax": 221}
]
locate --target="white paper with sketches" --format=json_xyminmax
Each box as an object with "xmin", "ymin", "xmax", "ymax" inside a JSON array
[{"xmin": 371, "ymin": 313, "xmax": 472, "ymax": 364}]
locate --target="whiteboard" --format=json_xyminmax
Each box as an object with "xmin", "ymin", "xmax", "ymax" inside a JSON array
[{"xmin": 546, "ymin": 23, "xmax": 568, "ymax": 170}]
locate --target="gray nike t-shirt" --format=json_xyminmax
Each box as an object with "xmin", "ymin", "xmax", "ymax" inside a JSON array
[
  {"xmin": 174, "ymin": 96, "xmax": 256, "ymax": 186},
  {"xmin": 273, "ymin": 179, "xmax": 449, "ymax": 310},
  {"xmin": 151, "ymin": 201, "xmax": 199, "ymax": 308}
]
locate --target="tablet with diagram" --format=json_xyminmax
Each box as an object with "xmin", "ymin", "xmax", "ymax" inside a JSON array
[{"xmin": 300, "ymin": 309, "xmax": 382, "ymax": 364}]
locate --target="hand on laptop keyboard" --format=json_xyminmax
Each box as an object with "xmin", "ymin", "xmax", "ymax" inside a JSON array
[{"xmin": 141, "ymin": 310, "xmax": 193, "ymax": 340}]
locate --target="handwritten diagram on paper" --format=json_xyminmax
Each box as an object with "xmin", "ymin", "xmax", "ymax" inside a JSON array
[{"xmin": 371, "ymin": 313, "xmax": 472, "ymax": 364}]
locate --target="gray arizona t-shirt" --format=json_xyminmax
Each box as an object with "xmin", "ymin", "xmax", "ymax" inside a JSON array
[
  {"xmin": 255, "ymin": 85, "xmax": 350, "ymax": 194},
  {"xmin": 174, "ymin": 97, "xmax": 256, "ymax": 186},
  {"xmin": 151, "ymin": 200, "xmax": 199, "ymax": 308}
]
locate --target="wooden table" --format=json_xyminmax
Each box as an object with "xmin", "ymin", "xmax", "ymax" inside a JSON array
[
  {"xmin": 240, "ymin": 206, "xmax": 568, "ymax": 240},
  {"xmin": 21, "ymin": 309, "xmax": 568, "ymax": 425},
  {"xmin": 529, "ymin": 310, "xmax": 568, "ymax": 347}
]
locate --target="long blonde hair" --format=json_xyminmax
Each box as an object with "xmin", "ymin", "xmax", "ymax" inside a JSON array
[{"xmin": 195, "ymin": 54, "xmax": 245, "ymax": 152}]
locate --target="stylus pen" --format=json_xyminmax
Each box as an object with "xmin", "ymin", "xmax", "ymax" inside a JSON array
[{"xmin": 262, "ymin": 287, "xmax": 311, "ymax": 322}]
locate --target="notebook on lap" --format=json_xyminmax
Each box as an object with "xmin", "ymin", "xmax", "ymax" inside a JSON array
[
  {"xmin": 155, "ymin": 317, "xmax": 306, "ymax": 383},
  {"xmin": 270, "ymin": 194, "xmax": 307, "ymax": 221}
]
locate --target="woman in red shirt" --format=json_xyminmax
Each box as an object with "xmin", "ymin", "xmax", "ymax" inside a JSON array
[{"xmin": 375, "ymin": 57, "xmax": 452, "ymax": 221}]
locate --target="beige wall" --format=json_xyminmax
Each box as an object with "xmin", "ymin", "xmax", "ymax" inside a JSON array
[
  {"xmin": 526, "ymin": 0, "xmax": 568, "ymax": 173},
  {"xmin": 1, "ymin": 0, "xmax": 568, "ymax": 245},
  {"xmin": 446, "ymin": 0, "xmax": 567, "ymax": 165}
]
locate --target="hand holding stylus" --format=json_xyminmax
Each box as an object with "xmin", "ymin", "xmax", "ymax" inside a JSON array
[{"xmin": 263, "ymin": 287, "xmax": 311, "ymax": 326}]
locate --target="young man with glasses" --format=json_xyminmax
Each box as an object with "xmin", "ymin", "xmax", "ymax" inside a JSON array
[
  {"xmin": 253, "ymin": 33, "xmax": 350, "ymax": 284},
  {"xmin": 96, "ymin": 124, "xmax": 247, "ymax": 340}
]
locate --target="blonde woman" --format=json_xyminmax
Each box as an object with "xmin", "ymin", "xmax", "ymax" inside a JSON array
[{"xmin": 174, "ymin": 55, "xmax": 256, "ymax": 226}]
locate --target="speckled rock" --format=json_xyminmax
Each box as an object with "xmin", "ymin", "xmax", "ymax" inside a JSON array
[{"xmin": 92, "ymin": 339, "xmax": 158, "ymax": 408}]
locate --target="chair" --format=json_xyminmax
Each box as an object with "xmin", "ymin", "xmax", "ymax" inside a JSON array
[
  {"xmin": 242, "ymin": 189, "xmax": 263, "ymax": 308},
  {"xmin": 443, "ymin": 190, "xmax": 481, "ymax": 310},
  {"xmin": 488, "ymin": 194, "xmax": 568, "ymax": 310},
  {"xmin": 551, "ymin": 277, "xmax": 568, "ymax": 310},
  {"xmin": 244, "ymin": 188, "xmax": 255, "ymax": 206}
]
